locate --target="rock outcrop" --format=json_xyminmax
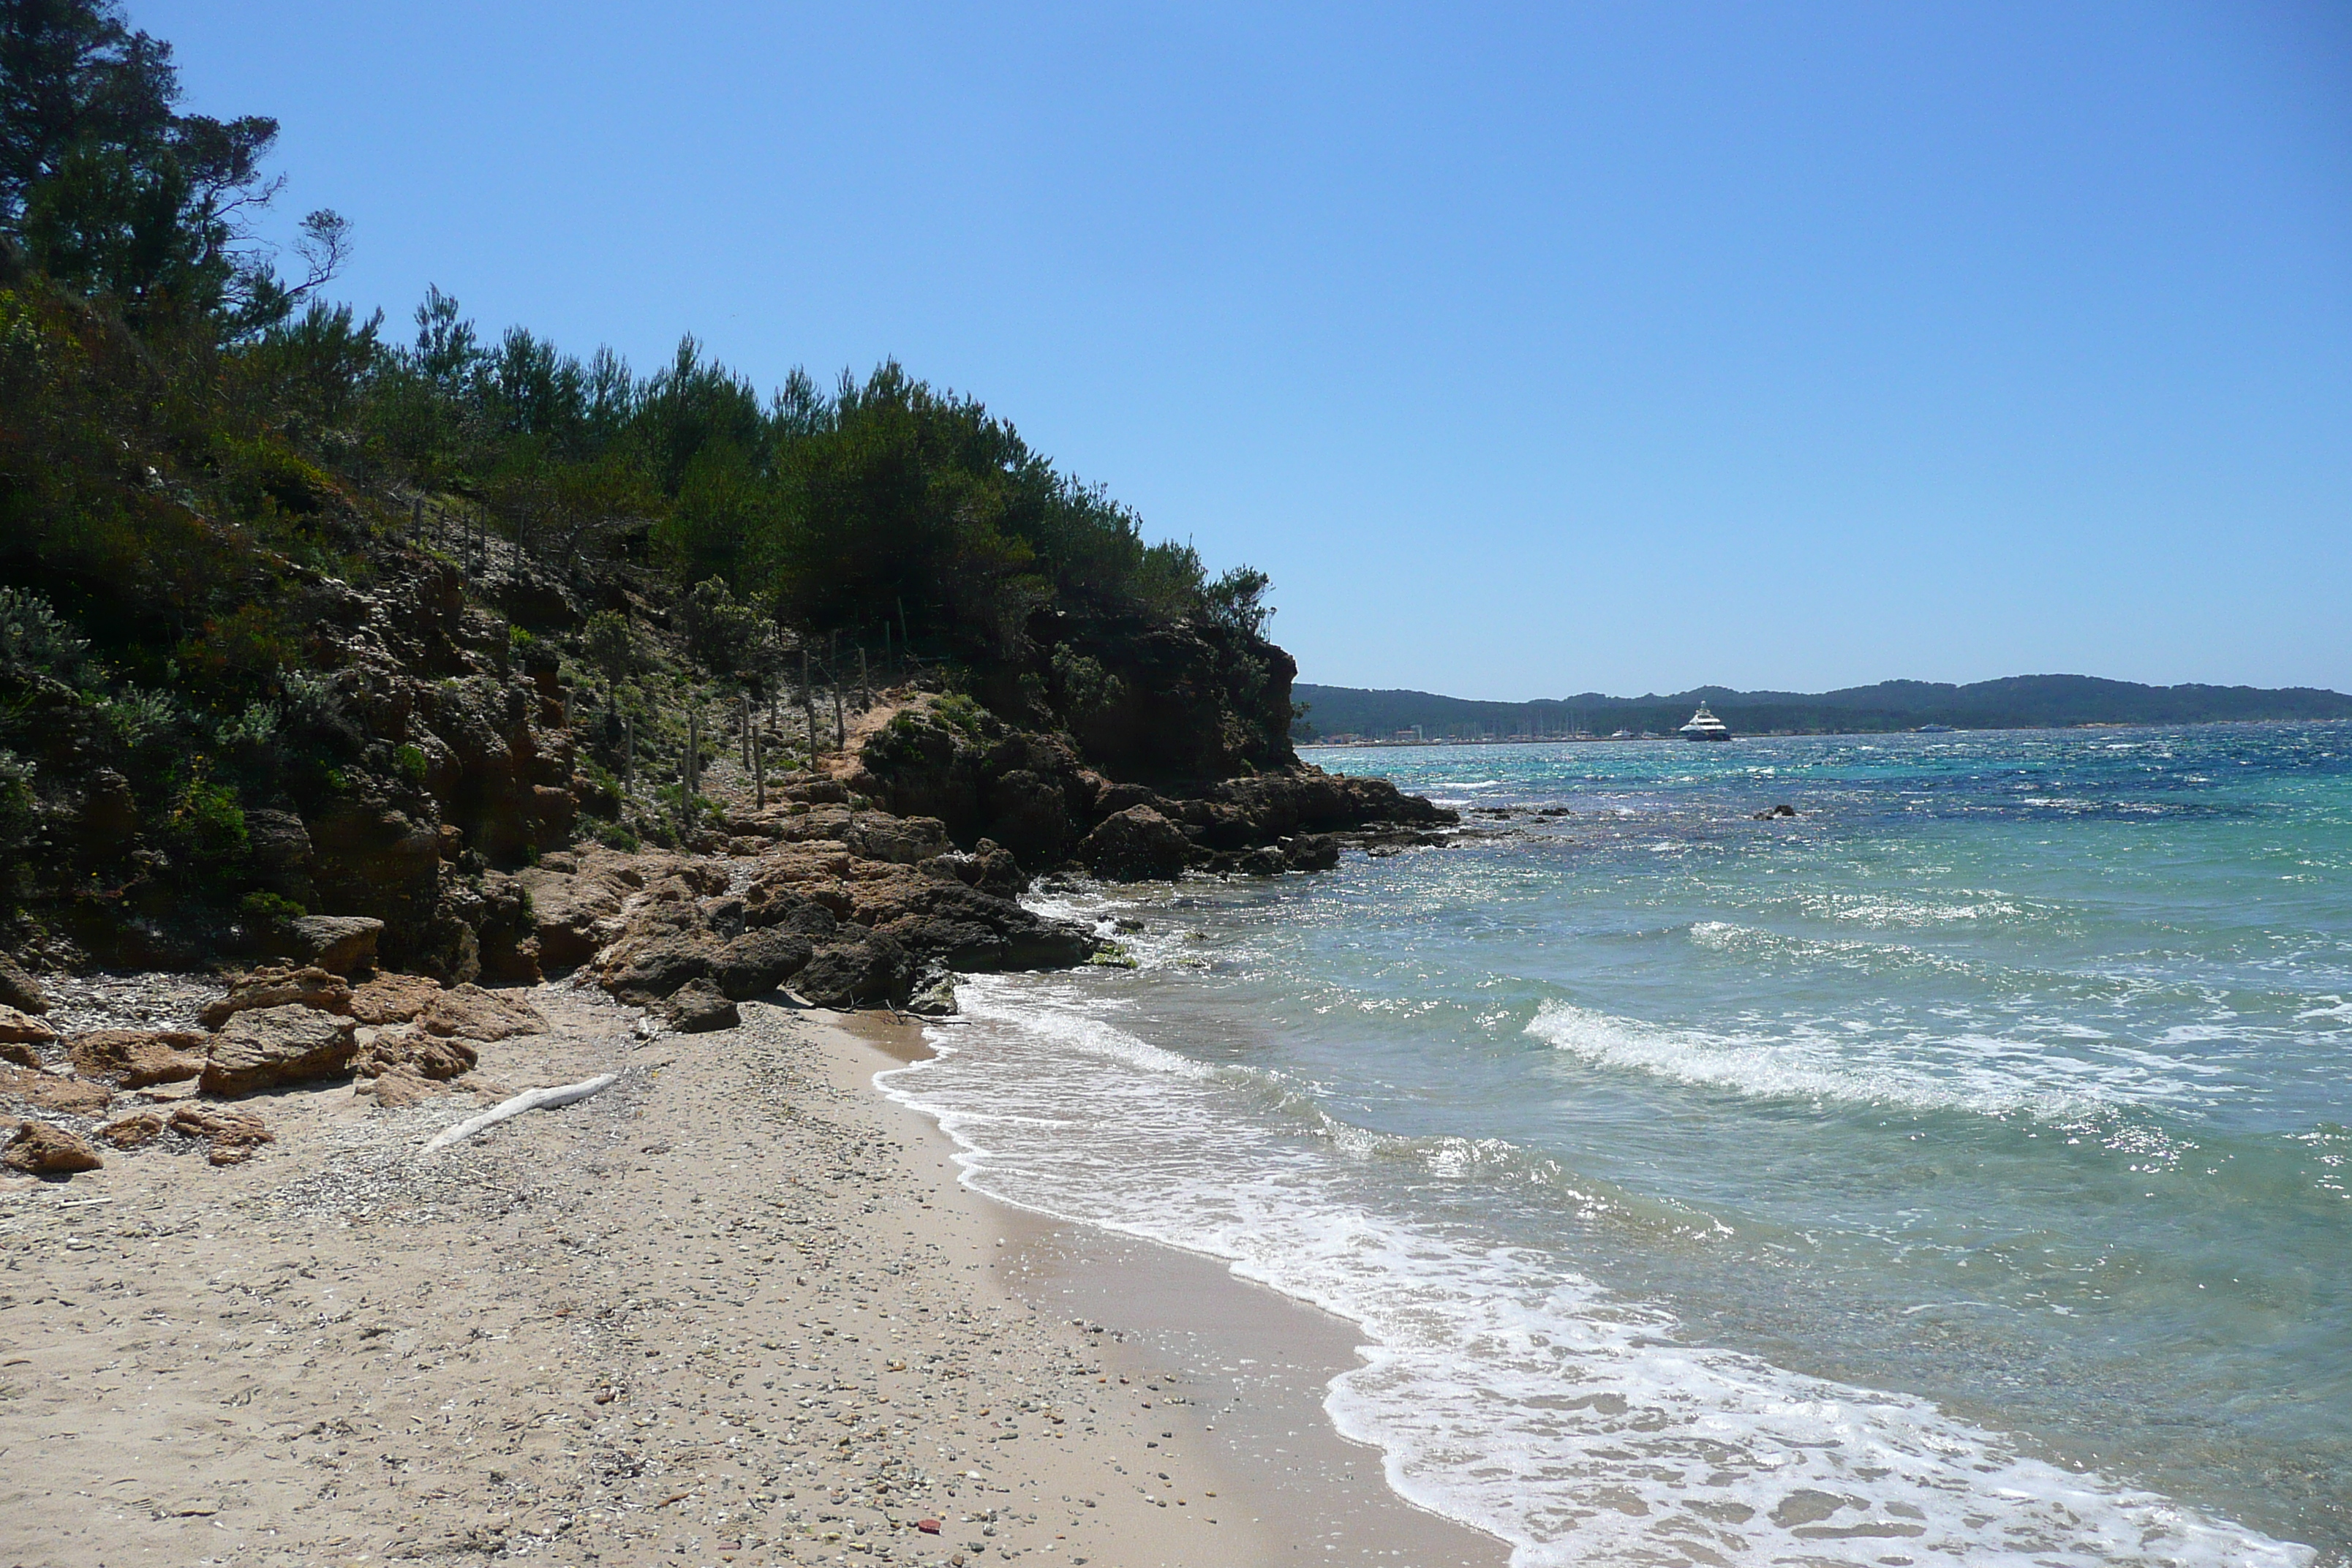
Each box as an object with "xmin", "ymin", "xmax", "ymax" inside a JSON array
[
  {"xmin": 200, "ymin": 1005, "xmax": 358, "ymax": 1096},
  {"xmin": 855, "ymin": 693, "xmax": 1455, "ymax": 883}
]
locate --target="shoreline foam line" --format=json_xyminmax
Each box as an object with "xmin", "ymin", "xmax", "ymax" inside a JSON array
[{"xmin": 881, "ymin": 972, "xmax": 2315, "ymax": 1568}]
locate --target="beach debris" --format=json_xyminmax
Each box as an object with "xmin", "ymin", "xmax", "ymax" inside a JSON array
[
  {"xmin": 0, "ymin": 954, "xmax": 48, "ymax": 1014},
  {"xmin": 419, "ymin": 984, "xmax": 548, "ymax": 1042},
  {"xmin": 2, "ymin": 1119, "xmax": 103, "ymax": 1175},
  {"xmin": 917, "ymin": 1518, "xmax": 942, "ymax": 1534},
  {"xmin": 281, "ymin": 914, "xmax": 383, "ymax": 976},
  {"xmin": 168, "ymin": 1103, "xmax": 274, "ymax": 1165},
  {"xmin": 422, "ymin": 1073, "xmax": 617, "ymax": 1152},
  {"xmin": 198, "ymin": 965, "xmax": 353, "ymax": 1028},
  {"xmin": 200, "ymin": 1003, "xmax": 358, "ymax": 1096},
  {"xmin": 66, "ymin": 1028, "xmax": 205, "ymax": 1088},
  {"xmin": 348, "ymin": 971, "xmax": 444, "ymax": 1025}
]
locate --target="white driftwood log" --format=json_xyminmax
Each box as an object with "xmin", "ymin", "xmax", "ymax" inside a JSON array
[{"xmin": 423, "ymin": 1074, "xmax": 617, "ymax": 1153}]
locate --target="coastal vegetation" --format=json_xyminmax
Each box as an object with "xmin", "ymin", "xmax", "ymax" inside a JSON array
[{"xmin": 0, "ymin": 0, "xmax": 1327, "ymax": 966}]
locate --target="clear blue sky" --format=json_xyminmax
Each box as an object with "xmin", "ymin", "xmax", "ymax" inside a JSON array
[{"xmin": 146, "ymin": 1, "xmax": 2351, "ymax": 699}]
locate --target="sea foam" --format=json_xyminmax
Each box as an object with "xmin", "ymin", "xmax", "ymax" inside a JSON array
[{"xmin": 881, "ymin": 976, "xmax": 2311, "ymax": 1568}]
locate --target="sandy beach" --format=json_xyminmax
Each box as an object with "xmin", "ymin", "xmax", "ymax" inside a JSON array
[{"xmin": 0, "ymin": 981, "xmax": 1507, "ymax": 1568}]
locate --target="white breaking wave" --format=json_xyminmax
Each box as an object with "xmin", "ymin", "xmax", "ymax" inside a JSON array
[
  {"xmin": 880, "ymin": 976, "xmax": 2310, "ymax": 1568},
  {"xmin": 1526, "ymin": 999, "xmax": 2223, "ymax": 1120}
]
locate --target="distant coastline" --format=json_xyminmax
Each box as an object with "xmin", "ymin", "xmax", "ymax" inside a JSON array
[{"xmin": 1293, "ymin": 674, "xmax": 2352, "ymax": 744}]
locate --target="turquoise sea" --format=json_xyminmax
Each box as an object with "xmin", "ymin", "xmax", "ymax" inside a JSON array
[{"xmin": 885, "ymin": 724, "xmax": 2352, "ymax": 1566}]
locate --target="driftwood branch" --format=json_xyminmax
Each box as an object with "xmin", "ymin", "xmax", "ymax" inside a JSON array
[{"xmin": 423, "ymin": 1074, "xmax": 618, "ymax": 1153}]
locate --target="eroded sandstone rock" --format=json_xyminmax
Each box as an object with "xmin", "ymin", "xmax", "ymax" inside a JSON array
[
  {"xmin": 169, "ymin": 1103, "xmax": 274, "ymax": 1164},
  {"xmin": 97, "ymin": 1109, "xmax": 167, "ymax": 1148},
  {"xmin": 418, "ymin": 984, "xmax": 546, "ymax": 1042},
  {"xmin": 348, "ymin": 972, "xmax": 444, "ymax": 1026},
  {"xmin": 353, "ymin": 1026, "xmax": 478, "ymax": 1081},
  {"xmin": 66, "ymin": 1030, "xmax": 206, "ymax": 1088},
  {"xmin": 0, "ymin": 1066, "xmax": 112, "ymax": 1115},
  {"xmin": 197, "ymin": 965, "xmax": 353, "ymax": 1029},
  {"xmin": 200, "ymin": 1004, "xmax": 358, "ymax": 1096},
  {"xmin": 0, "ymin": 1006, "xmax": 58, "ymax": 1047},
  {"xmin": 283, "ymin": 915, "xmax": 385, "ymax": 976},
  {"xmin": 2, "ymin": 1120, "xmax": 102, "ymax": 1175}
]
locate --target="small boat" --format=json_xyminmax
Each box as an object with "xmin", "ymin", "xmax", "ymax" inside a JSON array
[
  {"xmin": 1915, "ymin": 723, "xmax": 1954, "ymax": 734},
  {"xmin": 1678, "ymin": 703, "xmax": 1732, "ymax": 742},
  {"xmin": 1610, "ymin": 728, "xmax": 1633, "ymax": 739}
]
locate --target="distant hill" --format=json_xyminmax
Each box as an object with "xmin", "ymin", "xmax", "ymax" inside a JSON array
[{"xmin": 1292, "ymin": 676, "xmax": 2352, "ymax": 742}]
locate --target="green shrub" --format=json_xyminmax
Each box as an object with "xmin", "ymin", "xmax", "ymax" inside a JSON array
[
  {"xmin": 238, "ymin": 890, "xmax": 307, "ymax": 927},
  {"xmin": 393, "ymin": 743, "xmax": 429, "ymax": 783}
]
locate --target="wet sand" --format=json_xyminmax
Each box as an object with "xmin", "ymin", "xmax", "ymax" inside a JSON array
[{"xmin": 0, "ymin": 982, "xmax": 1506, "ymax": 1567}]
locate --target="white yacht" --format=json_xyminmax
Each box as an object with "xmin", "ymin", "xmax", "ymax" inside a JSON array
[{"xmin": 1678, "ymin": 703, "xmax": 1732, "ymax": 742}]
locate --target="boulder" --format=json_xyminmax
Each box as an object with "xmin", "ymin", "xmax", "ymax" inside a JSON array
[
  {"xmin": 657, "ymin": 979, "xmax": 739, "ymax": 1033},
  {"xmin": 65, "ymin": 1030, "xmax": 206, "ymax": 1088},
  {"xmin": 0, "ymin": 1066, "xmax": 112, "ymax": 1115},
  {"xmin": 353, "ymin": 1026, "xmax": 478, "ymax": 1081},
  {"xmin": 0, "ymin": 953, "xmax": 48, "ymax": 1014},
  {"xmin": 603, "ymin": 930, "xmax": 721, "ymax": 1004},
  {"xmin": 200, "ymin": 1004, "xmax": 358, "ymax": 1096},
  {"xmin": 97, "ymin": 1109, "xmax": 167, "ymax": 1149},
  {"xmin": 711, "ymin": 930, "xmax": 813, "ymax": 1001},
  {"xmin": 198, "ymin": 965, "xmax": 353, "ymax": 1029},
  {"xmin": 1288, "ymin": 832, "xmax": 1342, "ymax": 871},
  {"xmin": 907, "ymin": 974, "xmax": 958, "ymax": 1017},
  {"xmin": 283, "ymin": 915, "xmax": 385, "ymax": 976},
  {"xmin": 1078, "ymin": 805, "xmax": 1195, "ymax": 882},
  {"xmin": 795, "ymin": 933, "xmax": 915, "ymax": 1009},
  {"xmin": 0, "ymin": 1006, "xmax": 57, "ymax": 1047},
  {"xmin": 1, "ymin": 1120, "xmax": 102, "ymax": 1175},
  {"xmin": 419, "ymin": 984, "xmax": 547, "ymax": 1042},
  {"xmin": 0, "ymin": 1039, "xmax": 37, "ymax": 1070},
  {"xmin": 348, "ymin": 972, "xmax": 444, "ymax": 1026},
  {"xmin": 168, "ymin": 1103, "xmax": 274, "ymax": 1165}
]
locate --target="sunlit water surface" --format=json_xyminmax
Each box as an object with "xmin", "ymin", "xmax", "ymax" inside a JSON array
[{"xmin": 883, "ymin": 725, "xmax": 2352, "ymax": 1567}]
